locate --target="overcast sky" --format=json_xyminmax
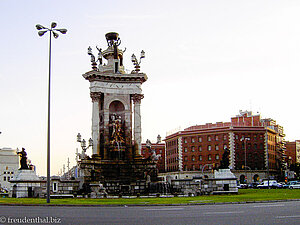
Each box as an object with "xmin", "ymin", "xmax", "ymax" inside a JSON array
[{"xmin": 1, "ymin": 0, "xmax": 300, "ymax": 176}]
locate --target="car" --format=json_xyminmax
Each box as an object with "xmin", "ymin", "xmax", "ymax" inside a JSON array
[
  {"xmin": 237, "ymin": 184, "xmax": 248, "ymax": 189},
  {"xmin": 289, "ymin": 181, "xmax": 300, "ymax": 189},
  {"xmin": 257, "ymin": 180, "xmax": 279, "ymax": 189},
  {"xmin": 248, "ymin": 182, "xmax": 259, "ymax": 189},
  {"xmin": 283, "ymin": 181, "xmax": 299, "ymax": 189}
]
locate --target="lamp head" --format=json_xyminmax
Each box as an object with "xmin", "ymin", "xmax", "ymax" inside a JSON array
[
  {"xmin": 36, "ymin": 24, "xmax": 46, "ymax": 30},
  {"xmin": 38, "ymin": 30, "xmax": 47, "ymax": 37},
  {"xmin": 131, "ymin": 54, "xmax": 136, "ymax": 62},
  {"xmin": 77, "ymin": 133, "xmax": 82, "ymax": 142},
  {"xmin": 51, "ymin": 22, "xmax": 57, "ymax": 28},
  {"xmin": 81, "ymin": 139, "xmax": 86, "ymax": 148},
  {"xmin": 140, "ymin": 50, "xmax": 145, "ymax": 59},
  {"xmin": 88, "ymin": 46, "xmax": 93, "ymax": 55},
  {"xmin": 56, "ymin": 28, "xmax": 67, "ymax": 34},
  {"xmin": 53, "ymin": 32, "xmax": 59, "ymax": 39}
]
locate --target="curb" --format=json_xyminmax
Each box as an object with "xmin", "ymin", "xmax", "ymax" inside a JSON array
[{"xmin": 0, "ymin": 199, "xmax": 299, "ymax": 207}]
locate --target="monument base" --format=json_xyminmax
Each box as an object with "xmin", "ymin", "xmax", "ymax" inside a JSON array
[
  {"xmin": 9, "ymin": 169, "xmax": 42, "ymax": 198},
  {"xmin": 79, "ymin": 157, "xmax": 158, "ymax": 195}
]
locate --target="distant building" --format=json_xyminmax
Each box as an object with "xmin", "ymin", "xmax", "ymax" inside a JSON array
[
  {"xmin": 0, "ymin": 148, "xmax": 19, "ymax": 191},
  {"xmin": 286, "ymin": 140, "xmax": 300, "ymax": 165},
  {"xmin": 164, "ymin": 111, "xmax": 287, "ymax": 183}
]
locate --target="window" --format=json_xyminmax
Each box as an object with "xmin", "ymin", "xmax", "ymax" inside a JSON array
[
  {"xmin": 192, "ymin": 146, "xmax": 195, "ymax": 152},
  {"xmin": 215, "ymin": 135, "xmax": 218, "ymax": 141},
  {"xmin": 184, "ymin": 156, "xmax": 188, "ymax": 161},
  {"xmin": 4, "ymin": 172, "xmax": 6, "ymax": 174},
  {"xmin": 199, "ymin": 155, "xmax": 202, "ymax": 161},
  {"xmin": 199, "ymin": 164, "xmax": 203, "ymax": 170},
  {"xmin": 199, "ymin": 146, "xmax": 202, "ymax": 152},
  {"xmin": 7, "ymin": 177, "xmax": 10, "ymax": 181},
  {"xmin": 3, "ymin": 177, "xmax": 6, "ymax": 181},
  {"xmin": 192, "ymin": 138, "xmax": 195, "ymax": 143},
  {"xmin": 192, "ymin": 156, "xmax": 195, "ymax": 161},
  {"xmin": 223, "ymin": 135, "xmax": 227, "ymax": 140},
  {"xmin": 208, "ymin": 145, "xmax": 211, "ymax": 151},
  {"xmin": 235, "ymin": 135, "xmax": 239, "ymax": 140},
  {"xmin": 215, "ymin": 145, "xmax": 219, "ymax": 151},
  {"xmin": 216, "ymin": 154, "xmax": 219, "ymax": 160},
  {"xmin": 224, "ymin": 144, "xmax": 227, "ymax": 150},
  {"xmin": 184, "ymin": 148, "xmax": 187, "ymax": 152},
  {"xmin": 208, "ymin": 155, "xmax": 212, "ymax": 161},
  {"xmin": 184, "ymin": 138, "xmax": 187, "ymax": 143},
  {"xmin": 208, "ymin": 136, "xmax": 211, "ymax": 141},
  {"xmin": 192, "ymin": 165, "xmax": 195, "ymax": 171},
  {"xmin": 199, "ymin": 137, "xmax": 202, "ymax": 142}
]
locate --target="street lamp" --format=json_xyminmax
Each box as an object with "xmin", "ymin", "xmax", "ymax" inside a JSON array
[
  {"xmin": 241, "ymin": 137, "xmax": 250, "ymax": 183},
  {"xmin": 36, "ymin": 22, "xmax": 67, "ymax": 203}
]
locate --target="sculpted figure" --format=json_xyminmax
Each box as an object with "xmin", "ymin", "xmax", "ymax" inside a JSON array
[{"xmin": 17, "ymin": 148, "xmax": 29, "ymax": 170}]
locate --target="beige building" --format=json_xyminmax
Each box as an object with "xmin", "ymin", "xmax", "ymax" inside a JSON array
[{"xmin": 0, "ymin": 148, "xmax": 19, "ymax": 191}]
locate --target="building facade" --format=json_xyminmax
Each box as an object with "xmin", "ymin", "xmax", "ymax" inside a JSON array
[
  {"xmin": 164, "ymin": 111, "xmax": 286, "ymax": 182},
  {"xmin": 0, "ymin": 148, "xmax": 19, "ymax": 191},
  {"xmin": 286, "ymin": 140, "xmax": 300, "ymax": 165}
]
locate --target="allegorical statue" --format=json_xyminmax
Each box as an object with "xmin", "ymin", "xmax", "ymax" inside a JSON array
[
  {"xmin": 109, "ymin": 114, "xmax": 125, "ymax": 146},
  {"xmin": 17, "ymin": 148, "xmax": 29, "ymax": 170},
  {"xmin": 219, "ymin": 147, "xmax": 230, "ymax": 169}
]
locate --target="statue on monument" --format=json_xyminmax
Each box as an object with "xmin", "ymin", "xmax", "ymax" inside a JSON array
[
  {"xmin": 109, "ymin": 114, "xmax": 125, "ymax": 146},
  {"xmin": 17, "ymin": 148, "xmax": 29, "ymax": 170},
  {"xmin": 219, "ymin": 147, "xmax": 230, "ymax": 169}
]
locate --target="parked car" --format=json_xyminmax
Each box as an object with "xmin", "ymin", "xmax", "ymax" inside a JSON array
[
  {"xmin": 289, "ymin": 181, "xmax": 300, "ymax": 189},
  {"xmin": 283, "ymin": 181, "xmax": 299, "ymax": 189},
  {"xmin": 248, "ymin": 182, "xmax": 259, "ymax": 189},
  {"xmin": 257, "ymin": 180, "xmax": 279, "ymax": 189},
  {"xmin": 237, "ymin": 184, "xmax": 248, "ymax": 189}
]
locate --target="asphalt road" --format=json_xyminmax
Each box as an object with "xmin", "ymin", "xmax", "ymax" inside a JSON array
[{"xmin": 0, "ymin": 201, "xmax": 299, "ymax": 225}]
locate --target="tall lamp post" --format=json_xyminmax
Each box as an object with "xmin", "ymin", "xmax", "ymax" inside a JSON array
[
  {"xmin": 36, "ymin": 22, "xmax": 67, "ymax": 203},
  {"xmin": 241, "ymin": 137, "xmax": 250, "ymax": 183}
]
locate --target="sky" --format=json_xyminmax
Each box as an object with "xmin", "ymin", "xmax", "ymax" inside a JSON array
[{"xmin": 1, "ymin": 0, "xmax": 300, "ymax": 176}]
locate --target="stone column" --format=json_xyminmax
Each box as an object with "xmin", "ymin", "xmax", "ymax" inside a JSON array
[
  {"xmin": 132, "ymin": 94, "xmax": 144, "ymax": 156},
  {"xmin": 90, "ymin": 92, "xmax": 102, "ymax": 155}
]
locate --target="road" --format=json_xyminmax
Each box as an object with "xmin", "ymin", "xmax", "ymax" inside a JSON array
[{"xmin": 0, "ymin": 201, "xmax": 299, "ymax": 225}]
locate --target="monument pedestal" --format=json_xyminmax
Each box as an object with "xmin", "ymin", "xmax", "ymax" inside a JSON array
[
  {"xmin": 80, "ymin": 157, "xmax": 158, "ymax": 195},
  {"xmin": 213, "ymin": 169, "xmax": 238, "ymax": 194},
  {"xmin": 9, "ymin": 169, "xmax": 42, "ymax": 198}
]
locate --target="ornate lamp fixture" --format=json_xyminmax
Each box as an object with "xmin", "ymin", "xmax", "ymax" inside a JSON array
[{"xmin": 131, "ymin": 50, "xmax": 145, "ymax": 73}]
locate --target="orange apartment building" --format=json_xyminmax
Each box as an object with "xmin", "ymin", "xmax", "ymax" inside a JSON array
[{"xmin": 164, "ymin": 111, "xmax": 287, "ymax": 181}]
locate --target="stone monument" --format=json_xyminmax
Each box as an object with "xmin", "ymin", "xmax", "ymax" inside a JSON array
[
  {"xmin": 79, "ymin": 32, "xmax": 158, "ymax": 195},
  {"xmin": 9, "ymin": 148, "xmax": 42, "ymax": 198}
]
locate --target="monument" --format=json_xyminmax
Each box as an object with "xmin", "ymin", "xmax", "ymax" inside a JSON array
[
  {"xmin": 10, "ymin": 148, "xmax": 42, "ymax": 198},
  {"xmin": 79, "ymin": 32, "xmax": 158, "ymax": 195}
]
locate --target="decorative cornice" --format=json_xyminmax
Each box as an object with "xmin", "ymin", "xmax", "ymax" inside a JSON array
[
  {"xmin": 90, "ymin": 92, "xmax": 102, "ymax": 102},
  {"xmin": 83, "ymin": 71, "xmax": 147, "ymax": 84},
  {"xmin": 131, "ymin": 93, "xmax": 144, "ymax": 104}
]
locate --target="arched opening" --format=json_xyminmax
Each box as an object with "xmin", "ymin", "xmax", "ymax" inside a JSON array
[
  {"xmin": 108, "ymin": 100, "xmax": 126, "ymax": 160},
  {"xmin": 253, "ymin": 174, "xmax": 259, "ymax": 182},
  {"xmin": 109, "ymin": 100, "xmax": 125, "ymax": 113}
]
